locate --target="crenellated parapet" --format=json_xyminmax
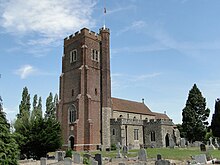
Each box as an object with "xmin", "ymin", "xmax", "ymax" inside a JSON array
[
  {"xmin": 144, "ymin": 118, "xmax": 174, "ymax": 126},
  {"xmin": 64, "ymin": 28, "xmax": 101, "ymax": 46}
]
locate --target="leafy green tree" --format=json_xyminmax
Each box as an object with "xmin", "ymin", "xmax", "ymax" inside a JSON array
[
  {"xmin": 18, "ymin": 87, "xmax": 31, "ymax": 118},
  {"xmin": 14, "ymin": 88, "xmax": 62, "ymax": 159},
  {"xmin": 45, "ymin": 92, "xmax": 55, "ymax": 119},
  {"xmin": 211, "ymin": 98, "xmax": 220, "ymax": 137},
  {"xmin": 182, "ymin": 84, "xmax": 210, "ymax": 142},
  {"xmin": 0, "ymin": 97, "xmax": 19, "ymax": 164},
  {"xmin": 176, "ymin": 124, "xmax": 186, "ymax": 138}
]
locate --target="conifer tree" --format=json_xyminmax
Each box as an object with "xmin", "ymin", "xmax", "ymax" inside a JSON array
[
  {"xmin": 45, "ymin": 92, "xmax": 54, "ymax": 119},
  {"xmin": 18, "ymin": 87, "xmax": 31, "ymax": 118},
  {"xmin": 0, "ymin": 97, "xmax": 19, "ymax": 164},
  {"xmin": 211, "ymin": 98, "xmax": 220, "ymax": 137},
  {"xmin": 182, "ymin": 84, "xmax": 210, "ymax": 142}
]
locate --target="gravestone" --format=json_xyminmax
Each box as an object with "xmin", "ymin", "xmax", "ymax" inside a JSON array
[
  {"xmin": 90, "ymin": 158, "xmax": 98, "ymax": 165},
  {"xmin": 180, "ymin": 138, "xmax": 186, "ymax": 148},
  {"xmin": 194, "ymin": 154, "xmax": 207, "ymax": 164},
  {"xmin": 94, "ymin": 154, "xmax": 102, "ymax": 165},
  {"xmin": 118, "ymin": 163, "xmax": 126, "ymax": 165},
  {"xmin": 138, "ymin": 148, "xmax": 147, "ymax": 161},
  {"xmin": 200, "ymin": 143, "xmax": 206, "ymax": 152},
  {"xmin": 56, "ymin": 151, "xmax": 64, "ymax": 161},
  {"xmin": 73, "ymin": 153, "xmax": 81, "ymax": 164},
  {"xmin": 169, "ymin": 138, "xmax": 175, "ymax": 148},
  {"xmin": 40, "ymin": 157, "xmax": 47, "ymax": 165},
  {"xmin": 64, "ymin": 157, "xmax": 72, "ymax": 165},
  {"xmin": 209, "ymin": 137, "xmax": 216, "ymax": 150},
  {"xmin": 155, "ymin": 160, "xmax": 171, "ymax": 165},
  {"xmin": 116, "ymin": 142, "xmax": 122, "ymax": 158},
  {"xmin": 214, "ymin": 138, "xmax": 219, "ymax": 148},
  {"xmin": 157, "ymin": 154, "xmax": 162, "ymax": 160},
  {"xmin": 122, "ymin": 145, "xmax": 128, "ymax": 156}
]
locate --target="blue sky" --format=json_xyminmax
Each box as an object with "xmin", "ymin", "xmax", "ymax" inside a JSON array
[{"xmin": 1, "ymin": 0, "xmax": 220, "ymax": 124}]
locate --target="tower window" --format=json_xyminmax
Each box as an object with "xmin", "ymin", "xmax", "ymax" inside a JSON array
[
  {"xmin": 134, "ymin": 129, "xmax": 139, "ymax": 140},
  {"xmin": 70, "ymin": 49, "xmax": 77, "ymax": 63},
  {"xmin": 151, "ymin": 131, "xmax": 156, "ymax": 141},
  {"xmin": 69, "ymin": 105, "xmax": 77, "ymax": 123},
  {"xmin": 71, "ymin": 89, "xmax": 74, "ymax": 97},
  {"xmin": 91, "ymin": 49, "xmax": 99, "ymax": 62},
  {"xmin": 95, "ymin": 88, "xmax": 97, "ymax": 95},
  {"xmin": 113, "ymin": 128, "xmax": 116, "ymax": 135}
]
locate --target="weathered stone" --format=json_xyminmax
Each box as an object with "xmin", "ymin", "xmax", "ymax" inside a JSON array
[
  {"xmin": 64, "ymin": 157, "xmax": 72, "ymax": 165},
  {"xmin": 200, "ymin": 143, "xmax": 206, "ymax": 152},
  {"xmin": 73, "ymin": 152, "xmax": 81, "ymax": 164},
  {"xmin": 40, "ymin": 157, "xmax": 46, "ymax": 165},
  {"xmin": 194, "ymin": 154, "xmax": 207, "ymax": 164},
  {"xmin": 94, "ymin": 154, "xmax": 102, "ymax": 165},
  {"xmin": 180, "ymin": 138, "xmax": 186, "ymax": 148},
  {"xmin": 155, "ymin": 160, "xmax": 171, "ymax": 165},
  {"xmin": 138, "ymin": 148, "xmax": 147, "ymax": 161},
  {"xmin": 56, "ymin": 151, "xmax": 64, "ymax": 161}
]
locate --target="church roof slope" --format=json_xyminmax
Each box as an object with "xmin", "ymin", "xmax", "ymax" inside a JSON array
[
  {"xmin": 111, "ymin": 97, "xmax": 154, "ymax": 115},
  {"xmin": 152, "ymin": 112, "xmax": 170, "ymax": 120}
]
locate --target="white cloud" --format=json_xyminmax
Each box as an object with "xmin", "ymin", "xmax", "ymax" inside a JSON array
[
  {"xmin": 0, "ymin": 0, "xmax": 97, "ymax": 45},
  {"xmin": 15, "ymin": 64, "xmax": 36, "ymax": 79}
]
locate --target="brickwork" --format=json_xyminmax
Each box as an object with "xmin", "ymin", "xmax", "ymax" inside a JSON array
[{"xmin": 57, "ymin": 27, "xmax": 179, "ymax": 151}]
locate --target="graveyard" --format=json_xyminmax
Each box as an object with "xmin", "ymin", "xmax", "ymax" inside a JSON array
[{"xmin": 18, "ymin": 145, "xmax": 220, "ymax": 165}]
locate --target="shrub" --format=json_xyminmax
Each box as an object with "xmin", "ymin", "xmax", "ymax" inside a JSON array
[
  {"xmin": 111, "ymin": 144, "xmax": 117, "ymax": 150},
  {"xmin": 65, "ymin": 149, "xmax": 72, "ymax": 158}
]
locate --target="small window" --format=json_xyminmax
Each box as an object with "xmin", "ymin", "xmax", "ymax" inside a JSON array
[
  {"xmin": 95, "ymin": 88, "xmax": 97, "ymax": 95},
  {"xmin": 134, "ymin": 129, "xmax": 139, "ymax": 140},
  {"xmin": 70, "ymin": 49, "xmax": 77, "ymax": 63},
  {"xmin": 113, "ymin": 129, "xmax": 116, "ymax": 135},
  {"xmin": 91, "ymin": 49, "xmax": 99, "ymax": 62},
  {"xmin": 127, "ymin": 114, "xmax": 129, "ymax": 119},
  {"xmin": 71, "ymin": 89, "xmax": 74, "ymax": 97},
  {"xmin": 151, "ymin": 131, "xmax": 156, "ymax": 141},
  {"xmin": 69, "ymin": 105, "xmax": 77, "ymax": 123}
]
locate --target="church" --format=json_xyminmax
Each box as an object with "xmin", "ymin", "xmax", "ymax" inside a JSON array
[{"xmin": 57, "ymin": 27, "xmax": 180, "ymax": 151}]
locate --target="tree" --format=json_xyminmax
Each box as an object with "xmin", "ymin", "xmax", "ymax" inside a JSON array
[
  {"xmin": 14, "ymin": 88, "xmax": 62, "ymax": 159},
  {"xmin": 18, "ymin": 87, "xmax": 31, "ymax": 118},
  {"xmin": 182, "ymin": 84, "xmax": 210, "ymax": 142},
  {"xmin": 0, "ymin": 97, "xmax": 19, "ymax": 164},
  {"xmin": 45, "ymin": 92, "xmax": 55, "ymax": 119},
  {"xmin": 211, "ymin": 98, "xmax": 220, "ymax": 137}
]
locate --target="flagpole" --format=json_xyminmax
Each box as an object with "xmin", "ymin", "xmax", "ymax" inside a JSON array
[{"xmin": 103, "ymin": 0, "xmax": 106, "ymax": 29}]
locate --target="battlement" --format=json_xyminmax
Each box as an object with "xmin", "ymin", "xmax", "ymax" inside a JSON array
[
  {"xmin": 145, "ymin": 118, "xmax": 174, "ymax": 126},
  {"xmin": 64, "ymin": 27, "xmax": 101, "ymax": 44},
  {"xmin": 110, "ymin": 118, "xmax": 144, "ymax": 126}
]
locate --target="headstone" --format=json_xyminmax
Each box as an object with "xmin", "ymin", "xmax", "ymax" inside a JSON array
[
  {"xmin": 180, "ymin": 138, "xmax": 186, "ymax": 148},
  {"xmin": 122, "ymin": 145, "xmax": 128, "ymax": 156},
  {"xmin": 94, "ymin": 154, "xmax": 102, "ymax": 165},
  {"xmin": 215, "ymin": 138, "xmax": 219, "ymax": 148},
  {"xmin": 90, "ymin": 158, "xmax": 98, "ymax": 165},
  {"xmin": 157, "ymin": 154, "xmax": 162, "ymax": 160},
  {"xmin": 56, "ymin": 151, "xmax": 64, "ymax": 161},
  {"xmin": 155, "ymin": 160, "xmax": 171, "ymax": 165},
  {"xmin": 194, "ymin": 154, "xmax": 207, "ymax": 164},
  {"xmin": 116, "ymin": 142, "xmax": 122, "ymax": 158},
  {"xmin": 64, "ymin": 157, "xmax": 72, "ymax": 165},
  {"xmin": 169, "ymin": 138, "xmax": 175, "ymax": 148},
  {"xmin": 200, "ymin": 143, "xmax": 206, "ymax": 152},
  {"xmin": 73, "ymin": 153, "xmax": 81, "ymax": 164},
  {"xmin": 40, "ymin": 157, "xmax": 47, "ymax": 165},
  {"xmin": 209, "ymin": 137, "xmax": 216, "ymax": 150},
  {"xmin": 138, "ymin": 148, "xmax": 147, "ymax": 161},
  {"xmin": 118, "ymin": 163, "xmax": 126, "ymax": 165}
]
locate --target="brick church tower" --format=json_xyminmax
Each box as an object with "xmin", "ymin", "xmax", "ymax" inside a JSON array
[{"xmin": 57, "ymin": 27, "xmax": 111, "ymax": 151}]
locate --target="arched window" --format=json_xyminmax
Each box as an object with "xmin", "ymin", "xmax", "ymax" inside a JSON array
[
  {"xmin": 119, "ymin": 115, "xmax": 123, "ymax": 118},
  {"xmin": 151, "ymin": 131, "xmax": 156, "ymax": 141},
  {"xmin": 113, "ymin": 129, "xmax": 116, "ymax": 135},
  {"xmin": 69, "ymin": 105, "xmax": 77, "ymax": 123}
]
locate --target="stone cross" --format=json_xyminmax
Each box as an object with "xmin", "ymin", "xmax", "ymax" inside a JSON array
[
  {"xmin": 116, "ymin": 142, "xmax": 122, "ymax": 158},
  {"xmin": 209, "ymin": 137, "xmax": 213, "ymax": 145}
]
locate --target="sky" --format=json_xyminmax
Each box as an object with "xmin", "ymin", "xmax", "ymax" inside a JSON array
[{"xmin": 1, "ymin": 0, "xmax": 220, "ymax": 124}]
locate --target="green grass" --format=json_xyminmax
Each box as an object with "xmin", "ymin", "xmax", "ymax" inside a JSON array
[{"xmin": 79, "ymin": 147, "xmax": 220, "ymax": 161}]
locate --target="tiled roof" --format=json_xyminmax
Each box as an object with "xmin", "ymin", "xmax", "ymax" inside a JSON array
[
  {"xmin": 152, "ymin": 112, "xmax": 170, "ymax": 119},
  {"xmin": 111, "ymin": 97, "xmax": 154, "ymax": 116}
]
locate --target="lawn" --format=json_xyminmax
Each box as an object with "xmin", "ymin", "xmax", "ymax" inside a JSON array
[{"xmin": 82, "ymin": 147, "xmax": 220, "ymax": 161}]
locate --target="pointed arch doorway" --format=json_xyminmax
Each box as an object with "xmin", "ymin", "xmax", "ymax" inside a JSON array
[{"xmin": 69, "ymin": 136, "xmax": 74, "ymax": 150}]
